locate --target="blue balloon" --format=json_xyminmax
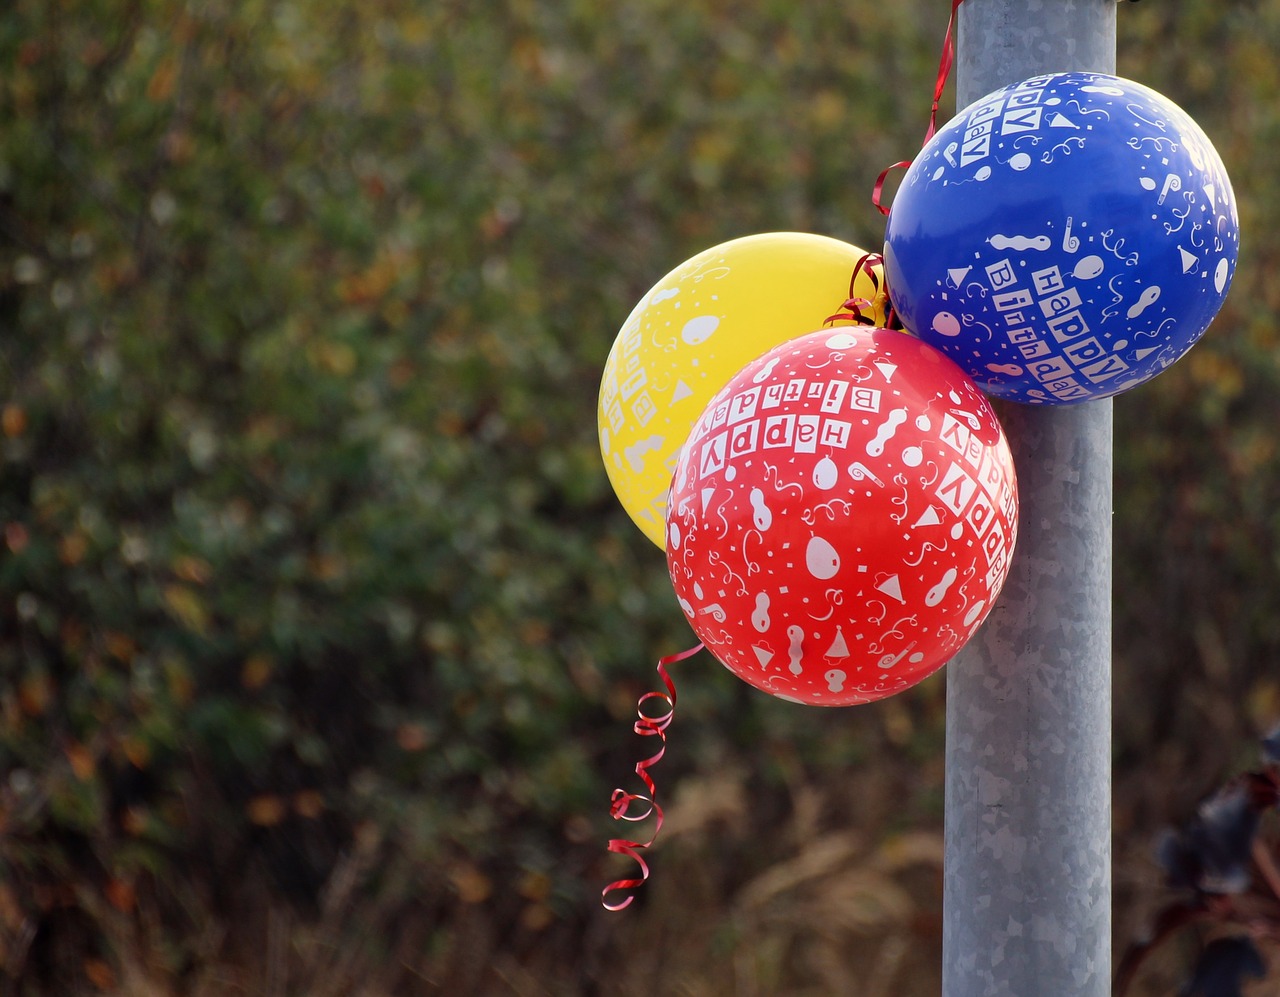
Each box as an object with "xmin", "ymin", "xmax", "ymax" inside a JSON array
[{"xmin": 884, "ymin": 72, "xmax": 1239, "ymax": 404}]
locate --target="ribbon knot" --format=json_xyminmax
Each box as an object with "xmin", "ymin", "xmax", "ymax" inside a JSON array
[{"xmin": 824, "ymin": 252, "xmax": 899, "ymax": 329}]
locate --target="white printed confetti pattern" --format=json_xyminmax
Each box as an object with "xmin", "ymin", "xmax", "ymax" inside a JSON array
[
  {"xmin": 665, "ymin": 328, "xmax": 1018, "ymax": 707},
  {"xmin": 884, "ymin": 72, "xmax": 1239, "ymax": 404}
]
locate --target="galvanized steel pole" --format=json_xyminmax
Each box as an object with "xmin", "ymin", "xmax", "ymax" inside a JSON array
[{"xmin": 943, "ymin": 3, "xmax": 1115, "ymax": 996}]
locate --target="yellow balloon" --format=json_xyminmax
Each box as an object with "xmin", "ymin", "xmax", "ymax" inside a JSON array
[{"xmin": 598, "ymin": 232, "xmax": 888, "ymax": 547}]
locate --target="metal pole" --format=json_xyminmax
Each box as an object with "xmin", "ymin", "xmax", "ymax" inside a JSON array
[{"xmin": 943, "ymin": 3, "xmax": 1115, "ymax": 996}]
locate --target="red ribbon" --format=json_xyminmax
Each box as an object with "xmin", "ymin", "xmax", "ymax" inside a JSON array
[
  {"xmin": 873, "ymin": 161, "xmax": 913, "ymax": 217},
  {"xmin": 824, "ymin": 251, "xmax": 885, "ymax": 326},
  {"xmin": 823, "ymin": 252, "xmax": 902, "ymax": 330},
  {"xmin": 874, "ymin": 0, "xmax": 965, "ymax": 216},
  {"xmin": 602, "ymin": 642, "xmax": 704, "ymax": 911},
  {"xmin": 925, "ymin": 0, "xmax": 964, "ymax": 147}
]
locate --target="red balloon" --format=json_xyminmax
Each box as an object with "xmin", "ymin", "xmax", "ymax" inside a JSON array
[{"xmin": 665, "ymin": 327, "xmax": 1018, "ymax": 706}]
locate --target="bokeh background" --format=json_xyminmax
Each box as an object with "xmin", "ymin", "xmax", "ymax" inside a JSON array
[{"xmin": 2, "ymin": 1, "xmax": 1279, "ymax": 994}]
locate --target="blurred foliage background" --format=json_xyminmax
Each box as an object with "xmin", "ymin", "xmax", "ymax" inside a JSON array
[{"xmin": 1, "ymin": 0, "xmax": 1278, "ymax": 994}]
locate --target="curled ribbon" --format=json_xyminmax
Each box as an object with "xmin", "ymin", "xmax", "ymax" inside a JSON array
[
  {"xmin": 601, "ymin": 642, "xmax": 704, "ymax": 911},
  {"xmin": 824, "ymin": 252, "xmax": 901, "ymax": 330},
  {"xmin": 874, "ymin": 0, "xmax": 965, "ymax": 216}
]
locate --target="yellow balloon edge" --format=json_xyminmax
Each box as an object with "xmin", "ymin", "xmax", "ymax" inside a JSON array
[{"xmin": 598, "ymin": 232, "xmax": 889, "ymax": 549}]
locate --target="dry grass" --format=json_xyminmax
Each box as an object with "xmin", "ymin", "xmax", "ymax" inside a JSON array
[{"xmin": 4, "ymin": 690, "xmax": 1276, "ymax": 996}]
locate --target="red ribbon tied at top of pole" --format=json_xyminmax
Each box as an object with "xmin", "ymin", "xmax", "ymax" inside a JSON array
[{"xmin": 874, "ymin": 0, "xmax": 965, "ymax": 215}]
